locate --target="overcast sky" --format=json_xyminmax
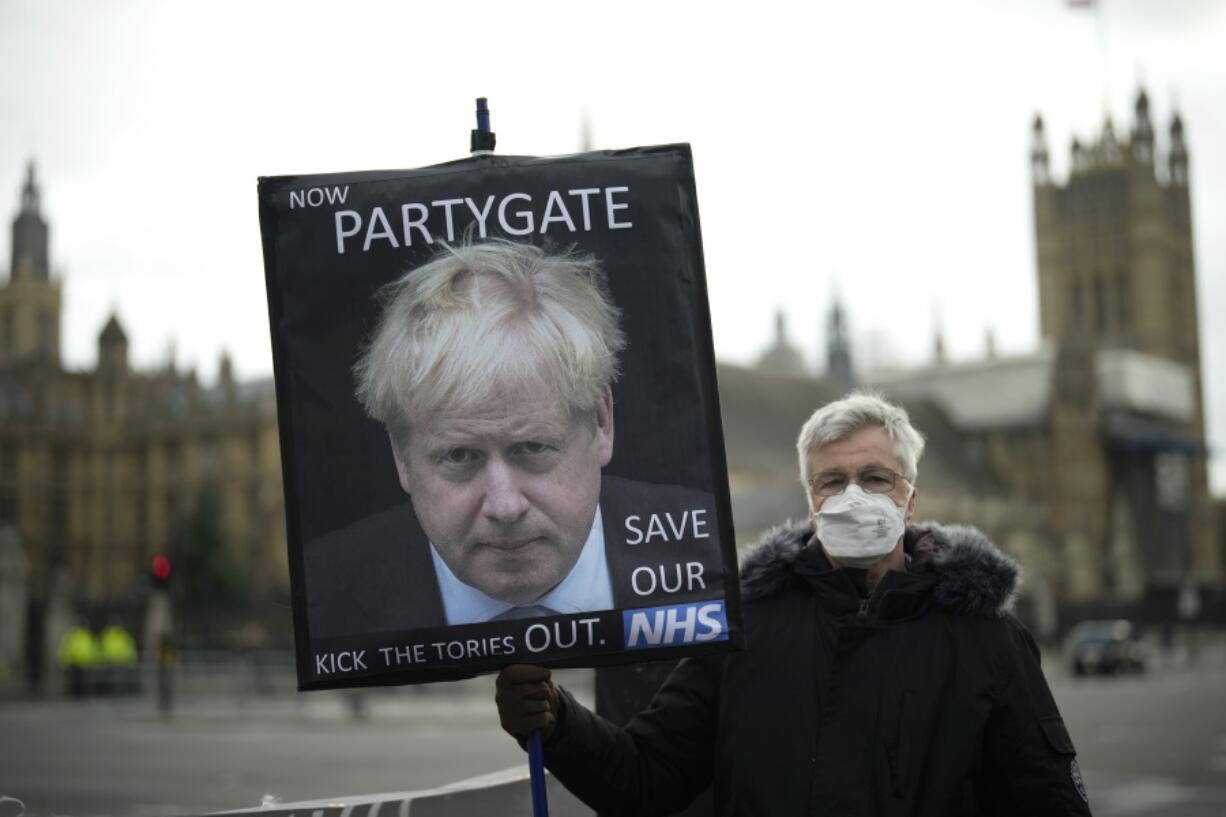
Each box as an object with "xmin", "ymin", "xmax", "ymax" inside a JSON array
[{"xmin": 2, "ymin": 0, "xmax": 1223, "ymax": 492}]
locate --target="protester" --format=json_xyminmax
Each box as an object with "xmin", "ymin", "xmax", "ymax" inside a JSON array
[{"xmin": 497, "ymin": 392, "xmax": 1093, "ymax": 815}]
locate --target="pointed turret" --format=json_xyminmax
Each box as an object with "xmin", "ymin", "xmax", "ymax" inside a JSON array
[
  {"xmin": 20, "ymin": 161, "xmax": 40, "ymax": 213},
  {"xmin": 1031, "ymin": 114, "xmax": 1050, "ymax": 185},
  {"xmin": 1168, "ymin": 112, "xmax": 1188, "ymax": 186},
  {"xmin": 1, "ymin": 160, "xmax": 62, "ymax": 364},
  {"xmin": 756, "ymin": 311, "xmax": 807, "ymax": 378},
  {"xmin": 1100, "ymin": 116, "xmax": 1120, "ymax": 163},
  {"xmin": 1071, "ymin": 137, "xmax": 1086, "ymax": 173},
  {"xmin": 219, "ymin": 349, "xmax": 238, "ymax": 407},
  {"xmin": 10, "ymin": 160, "xmax": 51, "ymax": 281},
  {"xmin": 98, "ymin": 313, "xmax": 129, "ymax": 373},
  {"xmin": 826, "ymin": 299, "xmax": 856, "ymax": 391},
  {"xmin": 1131, "ymin": 87, "xmax": 1154, "ymax": 164}
]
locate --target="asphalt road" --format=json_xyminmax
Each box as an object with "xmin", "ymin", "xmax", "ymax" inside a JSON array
[
  {"xmin": 0, "ymin": 680, "xmax": 536, "ymax": 817},
  {"xmin": 2, "ymin": 662, "xmax": 1225, "ymax": 817},
  {"xmin": 1056, "ymin": 661, "xmax": 1226, "ymax": 817}
]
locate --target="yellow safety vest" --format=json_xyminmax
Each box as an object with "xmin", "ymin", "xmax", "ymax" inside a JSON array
[
  {"xmin": 57, "ymin": 627, "xmax": 100, "ymax": 669},
  {"xmin": 100, "ymin": 625, "xmax": 138, "ymax": 666}
]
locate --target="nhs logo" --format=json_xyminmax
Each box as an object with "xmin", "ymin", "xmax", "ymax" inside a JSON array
[{"xmin": 623, "ymin": 601, "xmax": 728, "ymax": 649}]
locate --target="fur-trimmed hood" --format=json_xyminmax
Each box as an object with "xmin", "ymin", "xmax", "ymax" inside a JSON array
[{"xmin": 740, "ymin": 520, "xmax": 1022, "ymax": 616}]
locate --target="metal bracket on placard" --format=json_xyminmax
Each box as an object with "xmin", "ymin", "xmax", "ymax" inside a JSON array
[{"xmin": 471, "ymin": 97, "xmax": 496, "ymax": 155}]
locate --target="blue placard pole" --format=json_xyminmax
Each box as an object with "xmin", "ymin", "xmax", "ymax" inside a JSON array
[{"xmin": 528, "ymin": 729, "xmax": 549, "ymax": 817}]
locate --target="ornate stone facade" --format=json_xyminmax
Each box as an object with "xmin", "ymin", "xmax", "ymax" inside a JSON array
[
  {"xmin": 1030, "ymin": 89, "xmax": 1217, "ymax": 595},
  {"xmin": 0, "ymin": 164, "xmax": 286, "ymax": 609},
  {"xmin": 872, "ymin": 89, "xmax": 1218, "ymax": 604}
]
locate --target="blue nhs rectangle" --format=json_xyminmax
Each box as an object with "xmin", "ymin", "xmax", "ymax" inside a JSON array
[{"xmin": 622, "ymin": 601, "xmax": 729, "ymax": 650}]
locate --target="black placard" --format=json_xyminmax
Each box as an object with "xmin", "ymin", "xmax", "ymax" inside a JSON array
[{"xmin": 258, "ymin": 145, "xmax": 742, "ymax": 689}]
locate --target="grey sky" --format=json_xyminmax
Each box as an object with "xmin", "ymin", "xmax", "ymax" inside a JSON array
[{"xmin": 2, "ymin": 0, "xmax": 1223, "ymax": 491}]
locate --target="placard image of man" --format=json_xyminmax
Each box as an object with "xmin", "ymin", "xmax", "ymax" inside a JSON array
[{"xmin": 305, "ymin": 240, "xmax": 721, "ymax": 638}]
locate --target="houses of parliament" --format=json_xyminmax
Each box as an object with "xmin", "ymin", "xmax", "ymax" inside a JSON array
[
  {"xmin": 878, "ymin": 88, "xmax": 1219, "ymax": 605},
  {"xmin": 0, "ymin": 163, "xmax": 287, "ymax": 623},
  {"xmin": 731, "ymin": 88, "xmax": 1221, "ymax": 625},
  {"xmin": 1, "ymin": 86, "xmax": 1221, "ymax": 644}
]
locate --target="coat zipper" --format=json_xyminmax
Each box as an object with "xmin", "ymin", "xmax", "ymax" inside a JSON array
[{"xmin": 857, "ymin": 597, "xmax": 871, "ymax": 622}]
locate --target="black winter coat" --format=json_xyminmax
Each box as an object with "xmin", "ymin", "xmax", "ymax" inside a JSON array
[{"xmin": 543, "ymin": 522, "xmax": 1093, "ymax": 816}]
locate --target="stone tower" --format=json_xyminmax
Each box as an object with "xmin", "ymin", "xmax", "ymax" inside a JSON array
[
  {"xmin": 1032, "ymin": 90, "xmax": 1201, "ymax": 367},
  {"xmin": 0, "ymin": 161, "xmax": 62, "ymax": 365},
  {"xmin": 1031, "ymin": 88, "xmax": 1216, "ymax": 594}
]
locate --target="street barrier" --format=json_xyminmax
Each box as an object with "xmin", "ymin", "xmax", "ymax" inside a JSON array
[{"xmin": 212, "ymin": 767, "xmax": 592, "ymax": 817}]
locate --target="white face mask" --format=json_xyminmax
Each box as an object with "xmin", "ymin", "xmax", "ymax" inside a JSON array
[{"xmin": 815, "ymin": 484, "xmax": 911, "ymax": 568}]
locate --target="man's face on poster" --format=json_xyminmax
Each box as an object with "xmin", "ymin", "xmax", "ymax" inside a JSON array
[{"xmin": 391, "ymin": 388, "xmax": 615, "ymax": 605}]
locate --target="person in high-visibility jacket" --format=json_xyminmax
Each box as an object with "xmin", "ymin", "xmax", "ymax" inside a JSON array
[
  {"xmin": 57, "ymin": 625, "xmax": 99, "ymax": 697},
  {"xmin": 99, "ymin": 624, "xmax": 139, "ymax": 695},
  {"xmin": 99, "ymin": 625, "xmax": 138, "ymax": 665}
]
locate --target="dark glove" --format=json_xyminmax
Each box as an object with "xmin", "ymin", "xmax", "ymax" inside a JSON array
[{"xmin": 495, "ymin": 664, "xmax": 561, "ymax": 741}]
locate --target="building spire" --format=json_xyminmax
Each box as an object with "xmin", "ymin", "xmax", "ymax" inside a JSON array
[
  {"xmin": 11, "ymin": 158, "xmax": 51, "ymax": 282},
  {"xmin": 1169, "ymin": 111, "xmax": 1188, "ymax": 186},
  {"xmin": 826, "ymin": 298, "xmax": 856, "ymax": 390},
  {"xmin": 1031, "ymin": 114, "xmax": 1050, "ymax": 185},
  {"xmin": 1131, "ymin": 86, "xmax": 1154, "ymax": 164},
  {"xmin": 21, "ymin": 160, "xmax": 41, "ymax": 214},
  {"xmin": 1100, "ymin": 116, "xmax": 1120, "ymax": 163},
  {"xmin": 755, "ymin": 309, "xmax": 806, "ymax": 377},
  {"xmin": 98, "ymin": 312, "xmax": 129, "ymax": 373}
]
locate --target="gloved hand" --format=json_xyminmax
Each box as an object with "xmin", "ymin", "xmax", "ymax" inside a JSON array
[{"xmin": 496, "ymin": 664, "xmax": 560, "ymax": 740}]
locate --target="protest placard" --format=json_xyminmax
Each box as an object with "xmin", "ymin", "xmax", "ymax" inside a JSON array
[{"xmin": 258, "ymin": 145, "xmax": 742, "ymax": 689}]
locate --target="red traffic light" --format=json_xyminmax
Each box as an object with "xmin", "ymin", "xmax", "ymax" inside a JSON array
[{"xmin": 151, "ymin": 554, "xmax": 172, "ymax": 583}]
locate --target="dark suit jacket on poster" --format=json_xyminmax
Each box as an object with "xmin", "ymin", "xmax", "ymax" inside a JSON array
[{"xmin": 305, "ymin": 475, "xmax": 723, "ymax": 639}]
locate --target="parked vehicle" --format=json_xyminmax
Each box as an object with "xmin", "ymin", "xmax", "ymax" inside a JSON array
[{"xmin": 1064, "ymin": 619, "xmax": 1147, "ymax": 676}]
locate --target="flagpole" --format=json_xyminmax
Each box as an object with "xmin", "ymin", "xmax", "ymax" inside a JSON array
[
  {"xmin": 1095, "ymin": 0, "xmax": 1110, "ymax": 119},
  {"xmin": 1068, "ymin": 0, "xmax": 1110, "ymax": 120}
]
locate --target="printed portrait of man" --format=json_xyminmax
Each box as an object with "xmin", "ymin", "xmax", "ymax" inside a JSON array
[{"xmin": 305, "ymin": 239, "xmax": 721, "ymax": 638}]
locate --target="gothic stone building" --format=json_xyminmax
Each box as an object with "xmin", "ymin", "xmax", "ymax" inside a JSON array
[
  {"xmin": 875, "ymin": 89, "xmax": 1219, "ymax": 606},
  {"xmin": 0, "ymin": 163, "xmax": 287, "ymax": 617}
]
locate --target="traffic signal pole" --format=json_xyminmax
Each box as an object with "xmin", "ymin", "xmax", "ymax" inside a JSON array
[{"xmin": 144, "ymin": 554, "xmax": 175, "ymax": 718}]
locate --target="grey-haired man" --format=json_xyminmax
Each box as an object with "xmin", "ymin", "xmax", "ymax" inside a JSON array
[{"xmin": 497, "ymin": 392, "xmax": 1093, "ymax": 816}]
